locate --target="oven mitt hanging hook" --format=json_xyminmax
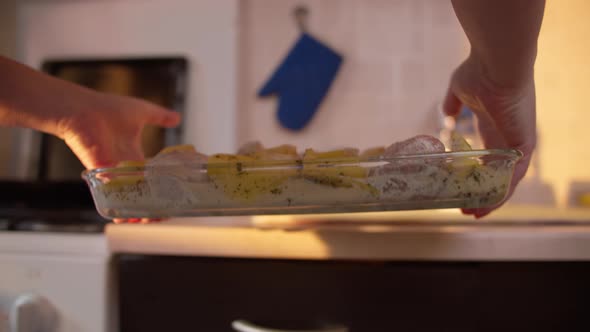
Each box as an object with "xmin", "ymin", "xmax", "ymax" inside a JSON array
[
  {"xmin": 258, "ymin": 5, "xmax": 343, "ymax": 131},
  {"xmin": 293, "ymin": 5, "xmax": 309, "ymax": 32}
]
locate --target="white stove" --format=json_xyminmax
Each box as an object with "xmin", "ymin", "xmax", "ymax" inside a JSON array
[
  {"xmin": 0, "ymin": 232, "xmax": 112, "ymax": 332},
  {"xmin": 2, "ymin": 207, "xmax": 590, "ymax": 331}
]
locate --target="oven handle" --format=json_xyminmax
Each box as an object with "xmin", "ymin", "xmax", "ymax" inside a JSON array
[{"xmin": 231, "ymin": 320, "xmax": 348, "ymax": 332}]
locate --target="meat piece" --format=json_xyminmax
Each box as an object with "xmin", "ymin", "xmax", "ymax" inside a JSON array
[
  {"xmin": 369, "ymin": 135, "xmax": 448, "ymax": 200},
  {"xmin": 237, "ymin": 141, "xmax": 264, "ymax": 156},
  {"xmin": 371, "ymin": 135, "xmax": 445, "ymax": 176},
  {"xmin": 384, "ymin": 135, "xmax": 445, "ymax": 156},
  {"xmin": 145, "ymin": 145, "xmax": 207, "ymax": 204}
]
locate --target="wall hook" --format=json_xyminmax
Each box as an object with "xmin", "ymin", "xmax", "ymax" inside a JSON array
[{"xmin": 293, "ymin": 5, "xmax": 309, "ymax": 32}]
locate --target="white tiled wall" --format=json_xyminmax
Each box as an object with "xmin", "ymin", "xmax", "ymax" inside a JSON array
[
  {"xmin": 237, "ymin": 0, "xmax": 469, "ymax": 151},
  {"xmin": 238, "ymin": 0, "xmax": 590, "ymax": 207},
  {"xmin": 4, "ymin": 0, "xmax": 590, "ymax": 207}
]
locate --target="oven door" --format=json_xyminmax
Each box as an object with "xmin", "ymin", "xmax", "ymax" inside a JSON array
[
  {"xmin": 39, "ymin": 58, "xmax": 187, "ymax": 181},
  {"xmin": 117, "ymin": 254, "xmax": 590, "ymax": 332}
]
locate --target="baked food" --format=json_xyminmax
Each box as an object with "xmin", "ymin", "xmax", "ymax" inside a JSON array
[{"xmin": 87, "ymin": 134, "xmax": 514, "ymax": 216}]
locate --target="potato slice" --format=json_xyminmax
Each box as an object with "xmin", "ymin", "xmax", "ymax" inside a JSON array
[
  {"xmin": 360, "ymin": 146, "xmax": 385, "ymax": 158},
  {"xmin": 299, "ymin": 148, "xmax": 377, "ymax": 196},
  {"xmin": 263, "ymin": 144, "xmax": 298, "ymax": 157},
  {"xmin": 448, "ymin": 132, "xmax": 479, "ymax": 176},
  {"xmin": 450, "ymin": 132, "xmax": 473, "ymax": 151},
  {"xmin": 252, "ymin": 144, "xmax": 299, "ymax": 161},
  {"xmin": 302, "ymin": 148, "xmax": 366, "ymax": 179},
  {"xmin": 207, "ymin": 154, "xmax": 294, "ymax": 201},
  {"xmin": 116, "ymin": 160, "xmax": 146, "ymax": 168},
  {"xmin": 303, "ymin": 148, "xmax": 359, "ymax": 160}
]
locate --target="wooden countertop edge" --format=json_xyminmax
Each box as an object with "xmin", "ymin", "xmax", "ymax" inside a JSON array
[{"xmin": 106, "ymin": 222, "xmax": 590, "ymax": 261}]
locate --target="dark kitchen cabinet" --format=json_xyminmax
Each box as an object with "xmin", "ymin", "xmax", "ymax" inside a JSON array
[{"xmin": 117, "ymin": 255, "xmax": 590, "ymax": 332}]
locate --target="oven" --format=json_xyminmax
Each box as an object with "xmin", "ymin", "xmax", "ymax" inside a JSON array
[
  {"xmin": 0, "ymin": 232, "xmax": 111, "ymax": 332},
  {"xmin": 1, "ymin": 1, "xmax": 239, "ymax": 331},
  {"xmin": 8, "ymin": 0, "xmax": 239, "ymax": 181}
]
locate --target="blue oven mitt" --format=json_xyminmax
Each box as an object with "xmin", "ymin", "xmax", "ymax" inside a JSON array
[{"xmin": 258, "ymin": 33, "xmax": 343, "ymax": 131}]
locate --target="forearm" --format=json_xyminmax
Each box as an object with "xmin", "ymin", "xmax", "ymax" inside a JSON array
[
  {"xmin": 451, "ymin": 0, "xmax": 545, "ymax": 88},
  {"xmin": 0, "ymin": 56, "xmax": 91, "ymax": 137}
]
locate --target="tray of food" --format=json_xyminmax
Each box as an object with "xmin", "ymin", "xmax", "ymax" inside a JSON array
[{"xmin": 82, "ymin": 134, "xmax": 521, "ymax": 219}]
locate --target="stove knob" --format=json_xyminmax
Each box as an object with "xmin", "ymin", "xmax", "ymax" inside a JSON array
[{"xmin": 10, "ymin": 294, "xmax": 58, "ymax": 332}]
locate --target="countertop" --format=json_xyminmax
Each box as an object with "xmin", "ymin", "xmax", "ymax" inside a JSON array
[{"xmin": 106, "ymin": 206, "xmax": 590, "ymax": 261}]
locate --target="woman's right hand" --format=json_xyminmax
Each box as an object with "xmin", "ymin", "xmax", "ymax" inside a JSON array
[
  {"xmin": 55, "ymin": 91, "xmax": 181, "ymax": 224},
  {"xmin": 56, "ymin": 90, "xmax": 181, "ymax": 170},
  {"xmin": 443, "ymin": 55, "xmax": 537, "ymax": 218}
]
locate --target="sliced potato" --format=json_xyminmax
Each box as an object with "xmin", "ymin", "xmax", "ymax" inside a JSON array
[
  {"xmin": 157, "ymin": 144, "xmax": 198, "ymax": 155},
  {"xmin": 450, "ymin": 132, "xmax": 473, "ymax": 151},
  {"xmin": 207, "ymin": 154, "xmax": 293, "ymax": 201},
  {"xmin": 303, "ymin": 148, "xmax": 359, "ymax": 160},
  {"xmin": 116, "ymin": 160, "xmax": 146, "ymax": 168},
  {"xmin": 303, "ymin": 148, "xmax": 366, "ymax": 179},
  {"xmin": 263, "ymin": 144, "xmax": 298, "ymax": 157},
  {"xmin": 360, "ymin": 146, "xmax": 385, "ymax": 158},
  {"xmin": 299, "ymin": 148, "xmax": 376, "ymax": 195},
  {"xmin": 251, "ymin": 144, "xmax": 299, "ymax": 161},
  {"xmin": 447, "ymin": 132, "xmax": 479, "ymax": 177},
  {"xmin": 103, "ymin": 175, "xmax": 145, "ymax": 190}
]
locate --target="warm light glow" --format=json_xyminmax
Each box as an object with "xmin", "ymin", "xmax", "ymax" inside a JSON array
[{"xmin": 534, "ymin": 0, "xmax": 590, "ymax": 207}]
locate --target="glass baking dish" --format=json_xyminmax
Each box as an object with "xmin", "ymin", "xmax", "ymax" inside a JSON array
[{"xmin": 82, "ymin": 149, "xmax": 521, "ymax": 219}]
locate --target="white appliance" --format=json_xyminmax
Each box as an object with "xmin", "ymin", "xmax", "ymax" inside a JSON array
[
  {"xmin": 11, "ymin": 0, "xmax": 240, "ymax": 179},
  {"xmin": 2, "ymin": 1, "xmax": 240, "ymax": 331},
  {"xmin": 0, "ymin": 232, "xmax": 111, "ymax": 332}
]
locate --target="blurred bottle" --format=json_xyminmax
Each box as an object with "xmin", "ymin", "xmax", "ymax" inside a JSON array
[{"xmin": 438, "ymin": 104, "xmax": 482, "ymax": 150}]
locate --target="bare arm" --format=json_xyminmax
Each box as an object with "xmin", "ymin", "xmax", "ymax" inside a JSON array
[
  {"xmin": 451, "ymin": 0, "xmax": 545, "ymax": 88},
  {"xmin": 446, "ymin": 0, "xmax": 546, "ymax": 217},
  {"xmin": 0, "ymin": 56, "xmax": 180, "ymax": 169},
  {"xmin": 0, "ymin": 56, "xmax": 76, "ymax": 136}
]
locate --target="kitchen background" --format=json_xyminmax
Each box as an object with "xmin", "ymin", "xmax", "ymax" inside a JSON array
[
  {"xmin": 1, "ymin": 0, "xmax": 588, "ymax": 209},
  {"xmin": 1, "ymin": 1, "xmax": 590, "ymax": 331}
]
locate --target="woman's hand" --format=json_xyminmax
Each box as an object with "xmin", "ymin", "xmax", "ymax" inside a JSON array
[
  {"xmin": 448, "ymin": 0, "xmax": 544, "ymax": 217},
  {"xmin": 443, "ymin": 55, "xmax": 537, "ymax": 217},
  {"xmin": 58, "ymin": 91, "xmax": 181, "ymax": 224},
  {"xmin": 56, "ymin": 91, "xmax": 180, "ymax": 170},
  {"xmin": 56, "ymin": 91, "xmax": 181, "ymax": 225},
  {"xmin": 0, "ymin": 56, "xmax": 181, "ymax": 170},
  {"xmin": 0, "ymin": 56, "xmax": 181, "ymax": 224}
]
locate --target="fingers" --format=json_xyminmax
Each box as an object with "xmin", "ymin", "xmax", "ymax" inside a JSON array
[
  {"xmin": 462, "ymin": 207, "xmax": 494, "ymax": 219},
  {"xmin": 462, "ymin": 152, "xmax": 532, "ymax": 219},
  {"xmin": 442, "ymin": 87, "xmax": 462, "ymax": 117},
  {"xmin": 107, "ymin": 141, "xmax": 145, "ymax": 168},
  {"xmin": 113, "ymin": 218, "xmax": 164, "ymax": 224},
  {"xmin": 475, "ymin": 110, "xmax": 508, "ymax": 149},
  {"xmin": 146, "ymin": 105, "xmax": 181, "ymax": 128}
]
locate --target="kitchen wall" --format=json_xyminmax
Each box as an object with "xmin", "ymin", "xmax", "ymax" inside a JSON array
[
  {"xmin": 0, "ymin": 0, "xmax": 17, "ymax": 178},
  {"xmin": 237, "ymin": 0, "xmax": 468, "ymax": 151},
  {"xmin": 4, "ymin": 0, "xmax": 590, "ymax": 207},
  {"xmin": 535, "ymin": 0, "xmax": 590, "ymax": 206},
  {"xmin": 237, "ymin": 0, "xmax": 590, "ymax": 208}
]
